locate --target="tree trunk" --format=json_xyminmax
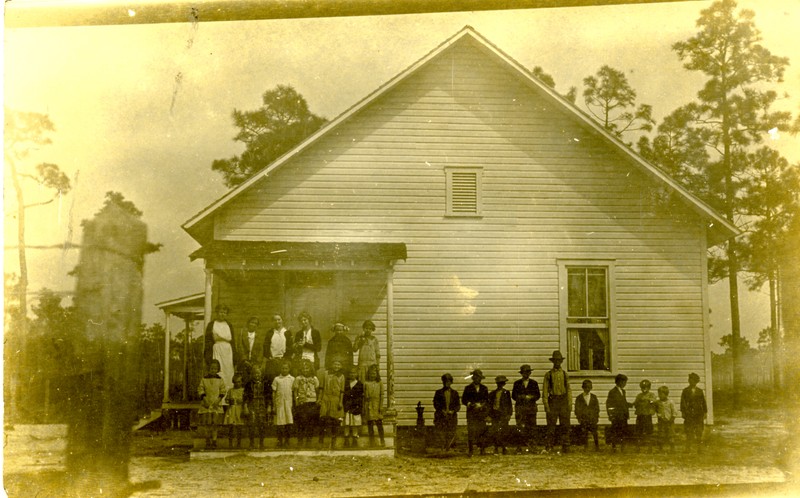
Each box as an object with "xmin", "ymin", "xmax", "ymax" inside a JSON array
[
  {"xmin": 727, "ymin": 240, "xmax": 743, "ymax": 406},
  {"xmin": 769, "ymin": 274, "xmax": 781, "ymax": 390},
  {"xmin": 66, "ymin": 203, "xmax": 148, "ymax": 494},
  {"xmin": 7, "ymin": 157, "xmax": 29, "ymax": 423}
]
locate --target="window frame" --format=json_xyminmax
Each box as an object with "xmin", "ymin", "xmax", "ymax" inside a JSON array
[
  {"xmin": 557, "ymin": 259, "xmax": 617, "ymax": 376},
  {"xmin": 445, "ymin": 166, "xmax": 483, "ymax": 218}
]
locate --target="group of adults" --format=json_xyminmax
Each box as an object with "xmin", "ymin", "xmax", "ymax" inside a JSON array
[{"xmin": 202, "ymin": 305, "xmax": 381, "ymax": 390}]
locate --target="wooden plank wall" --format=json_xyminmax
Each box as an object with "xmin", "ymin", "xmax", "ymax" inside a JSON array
[{"xmin": 214, "ymin": 38, "xmax": 710, "ymax": 425}]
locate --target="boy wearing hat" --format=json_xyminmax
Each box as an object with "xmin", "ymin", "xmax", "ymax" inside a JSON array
[
  {"xmin": 542, "ymin": 350, "xmax": 572, "ymax": 453},
  {"xmin": 433, "ymin": 373, "xmax": 461, "ymax": 451},
  {"xmin": 488, "ymin": 375, "xmax": 513, "ymax": 454},
  {"xmin": 462, "ymin": 369, "xmax": 489, "ymax": 456},
  {"xmin": 512, "ymin": 364, "xmax": 540, "ymax": 453}
]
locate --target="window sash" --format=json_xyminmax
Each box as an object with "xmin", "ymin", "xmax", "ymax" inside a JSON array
[{"xmin": 567, "ymin": 328, "xmax": 611, "ymax": 371}]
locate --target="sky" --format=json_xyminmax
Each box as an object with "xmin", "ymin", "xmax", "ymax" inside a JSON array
[{"xmin": 4, "ymin": 0, "xmax": 800, "ymax": 352}]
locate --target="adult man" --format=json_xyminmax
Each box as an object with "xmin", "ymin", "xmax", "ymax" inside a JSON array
[
  {"xmin": 512, "ymin": 364, "xmax": 540, "ymax": 452},
  {"xmin": 263, "ymin": 313, "xmax": 292, "ymax": 379},
  {"xmin": 542, "ymin": 350, "xmax": 572, "ymax": 453}
]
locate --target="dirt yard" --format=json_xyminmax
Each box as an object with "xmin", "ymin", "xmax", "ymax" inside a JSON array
[{"xmin": 4, "ymin": 405, "xmax": 799, "ymax": 497}]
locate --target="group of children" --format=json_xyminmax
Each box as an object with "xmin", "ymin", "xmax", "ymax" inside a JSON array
[
  {"xmin": 198, "ymin": 358, "xmax": 387, "ymax": 449},
  {"xmin": 433, "ymin": 364, "xmax": 708, "ymax": 456}
]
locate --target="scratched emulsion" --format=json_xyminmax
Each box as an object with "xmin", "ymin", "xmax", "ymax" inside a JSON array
[{"xmin": 170, "ymin": 7, "xmax": 200, "ymax": 114}]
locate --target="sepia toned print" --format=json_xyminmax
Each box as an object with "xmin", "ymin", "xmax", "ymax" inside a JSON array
[{"xmin": 3, "ymin": 0, "xmax": 799, "ymax": 496}]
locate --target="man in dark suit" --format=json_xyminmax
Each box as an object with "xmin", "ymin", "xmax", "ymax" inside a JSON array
[
  {"xmin": 512, "ymin": 364, "xmax": 540, "ymax": 453},
  {"xmin": 433, "ymin": 373, "xmax": 461, "ymax": 451},
  {"xmin": 606, "ymin": 373, "xmax": 633, "ymax": 451}
]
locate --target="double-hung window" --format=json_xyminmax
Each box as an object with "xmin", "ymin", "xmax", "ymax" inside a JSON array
[{"xmin": 558, "ymin": 260, "xmax": 615, "ymax": 372}]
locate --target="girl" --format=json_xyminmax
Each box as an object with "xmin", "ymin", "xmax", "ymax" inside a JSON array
[
  {"xmin": 198, "ymin": 359, "xmax": 226, "ymax": 449},
  {"xmin": 353, "ymin": 320, "xmax": 380, "ymax": 382},
  {"xmin": 318, "ymin": 359, "xmax": 345, "ymax": 449},
  {"xmin": 342, "ymin": 367, "xmax": 364, "ymax": 448},
  {"xmin": 224, "ymin": 373, "xmax": 246, "ymax": 448},
  {"xmin": 363, "ymin": 364, "xmax": 385, "ymax": 447},
  {"xmin": 292, "ymin": 359, "xmax": 320, "ymax": 447},
  {"xmin": 245, "ymin": 365, "xmax": 270, "ymax": 450},
  {"xmin": 272, "ymin": 361, "xmax": 295, "ymax": 448}
]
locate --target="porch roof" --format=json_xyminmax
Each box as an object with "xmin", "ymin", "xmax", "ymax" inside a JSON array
[
  {"xmin": 189, "ymin": 241, "xmax": 407, "ymax": 264},
  {"xmin": 154, "ymin": 292, "xmax": 205, "ymax": 320}
]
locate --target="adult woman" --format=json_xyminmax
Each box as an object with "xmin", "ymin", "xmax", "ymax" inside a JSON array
[
  {"xmin": 204, "ymin": 304, "xmax": 237, "ymax": 390},
  {"xmin": 293, "ymin": 311, "xmax": 321, "ymax": 372}
]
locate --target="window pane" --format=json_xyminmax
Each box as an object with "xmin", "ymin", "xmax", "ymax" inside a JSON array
[
  {"xmin": 587, "ymin": 269, "xmax": 607, "ymax": 317},
  {"xmin": 567, "ymin": 269, "xmax": 586, "ymax": 317}
]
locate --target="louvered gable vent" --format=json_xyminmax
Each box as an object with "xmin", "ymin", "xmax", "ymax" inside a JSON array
[
  {"xmin": 451, "ymin": 171, "xmax": 478, "ymax": 213},
  {"xmin": 446, "ymin": 167, "xmax": 482, "ymax": 217}
]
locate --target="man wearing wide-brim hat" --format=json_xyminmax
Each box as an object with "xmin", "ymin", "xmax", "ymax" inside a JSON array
[
  {"xmin": 542, "ymin": 351, "xmax": 572, "ymax": 453},
  {"xmin": 512, "ymin": 364, "xmax": 540, "ymax": 453},
  {"xmin": 462, "ymin": 369, "xmax": 489, "ymax": 456}
]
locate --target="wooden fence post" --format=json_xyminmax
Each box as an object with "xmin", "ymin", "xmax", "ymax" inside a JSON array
[{"xmin": 66, "ymin": 203, "xmax": 149, "ymax": 494}]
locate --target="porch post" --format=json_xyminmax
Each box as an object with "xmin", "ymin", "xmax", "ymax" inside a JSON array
[
  {"xmin": 182, "ymin": 318, "xmax": 191, "ymax": 401},
  {"xmin": 386, "ymin": 264, "xmax": 395, "ymax": 412},
  {"xmin": 203, "ymin": 268, "xmax": 214, "ymax": 373},
  {"xmin": 162, "ymin": 310, "xmax": 171, "ymax": 403}
]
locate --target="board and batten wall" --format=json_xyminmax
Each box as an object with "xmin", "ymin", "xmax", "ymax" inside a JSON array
[{"xmin": 212, "ymin": 37, "xmax": 713, "ymax": 425}]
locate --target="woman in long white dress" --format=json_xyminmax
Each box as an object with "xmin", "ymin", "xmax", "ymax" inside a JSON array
[{"xmin": 204, "ymin": 305, "xmax": 236, "ymax": 390}]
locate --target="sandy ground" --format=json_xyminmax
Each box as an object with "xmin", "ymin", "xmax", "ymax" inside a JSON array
[{"xmin": 4, "ymin": 405, "xmax": 799, "ymax": 497}]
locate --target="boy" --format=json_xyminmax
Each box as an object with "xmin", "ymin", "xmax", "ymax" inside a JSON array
[
  {"xmin": 488, "ymin": 375, "xmax": 513, "ymax": 455},
  {"xmin": 634, "ymin": 379, "xmax": 657, "ymax": 452},
  {"xmin": 512, "ymin": 364, "xmax": 540, "ymax": 453},
  {"xmin": 574, "ymin": 379, "xmax": 600, "ymax": 451},
  {"xmin": 606, "ymin": 373, "xmax": 632, "ymax": 452},
  {"xmin": 656, "ymin": 385, "xmax": 676, "ymax": 451},
  {"xmin": 433, "ymin": 373, "xmax": 461, "ymax": 451},
  {"xmin": 462, "ymin": 369, "xmax": 489, "ymax": 456},
  {"xmin": 680, "ymin": 372, "xmax": 707, "ymax": 453}
]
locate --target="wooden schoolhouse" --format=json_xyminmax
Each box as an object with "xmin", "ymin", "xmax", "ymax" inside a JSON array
[{"xmin": 182, "ymin": 26, "xmax": 737, "ymax": 425}]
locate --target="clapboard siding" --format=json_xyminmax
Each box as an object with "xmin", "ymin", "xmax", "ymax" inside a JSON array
[{"xmin": 210, "ymin": 38, "xmax": 710, "ymax": 424}]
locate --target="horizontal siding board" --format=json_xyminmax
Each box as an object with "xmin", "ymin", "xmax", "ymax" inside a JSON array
[{"xmin": 210, "ymin": 40, "xmax": 710, "ymax": 424}]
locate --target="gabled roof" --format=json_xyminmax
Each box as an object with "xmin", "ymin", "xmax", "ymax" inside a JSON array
[{"xmin": 183, "ymin": 26, "xmax": 739, "ymax": 247}]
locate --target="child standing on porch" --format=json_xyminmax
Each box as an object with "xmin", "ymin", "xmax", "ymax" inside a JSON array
[
  {"xmin": 293, "ymin": 359, "xmax": 320, "ymax": 447},
  {"xmin": 198, "ymin": 359, "xmax": 226, "ymax": 449},
  {"xmin": 318, "ymin": 359, "xmax": 345, "ymax": 449},
  {"xmin": 343, "ymin": 367, "xmax": 365, "ymax": 447},
  {"xmin": 224, "ymin": 373, "xmax": 246, "ymax": 448},
  {"xmin": 272, "ymin": 361, "xmax": 295, "ymax": 448},
  {"xmin": 363, "ymin": 364, "xmax": 386, "ymax": 447},
  {"xmin": 245, "ymin": 365, "xmax": 270, "ymax": 449}
]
